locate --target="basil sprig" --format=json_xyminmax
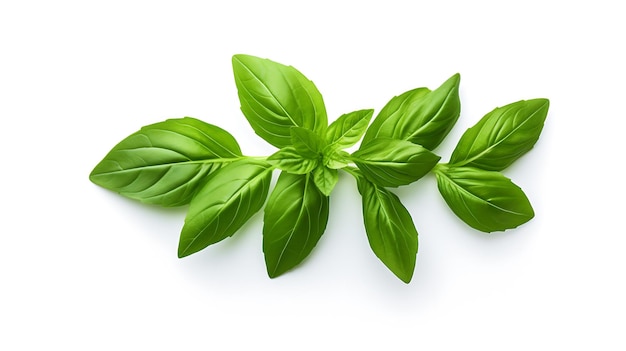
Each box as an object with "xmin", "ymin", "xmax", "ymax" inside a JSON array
[
  {"xmin": 436, "ymin": 99, "xmax": 549, "ymax": 232},
  {"xmin": 91, "ymin": 54, "xmax": 549, "ymax": 283}
]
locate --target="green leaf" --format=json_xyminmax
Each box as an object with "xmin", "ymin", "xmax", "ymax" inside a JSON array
[
  {"xmin": 323, "ymin": 149, "xmax": 350, "ymax": 169},
  {"xmin": 178, "ymin": 159, "xmax": 273, "ymax": 257},
  {"xmin": 325, "ymin": 109, "xmax": 374, "ymax": 151},
  {"xmin": 434, "ymin": 165, "xmax": 534, "ymax": 232},
  {"xmin": 290, "ymin": 127, "xmax": 323, "ymax": 158},
  {"xmin": 351, "ymin": 138, "xmax": 441, "ymax": 187},
  {"xmin": 263, "ymin": 172, "xmax": 329, "ymax": 278},
  {"xmin": 362, "ymin": 73, "xmax": 461, "ymax": 150},
  {"xmin": 232, "ymin": 54, "xmax": 327, "ymax": 148},
  {"xmin": 351, "ymin": 169, "xmax": 418, "ymax": 283},
  {"xmin": 89, "ymin": 117, "xmax": 242, "ymax": 207},
  {"xmin": 449, "ymin": 99, "xmax": 549, "ymax": 171},
  {"xmin": 267, "ymin": 147, "xmax": 319, "ymax": 174},
  {"xmin": 312, "ymin": 165, "xmax": 338, "ymax": 196}
]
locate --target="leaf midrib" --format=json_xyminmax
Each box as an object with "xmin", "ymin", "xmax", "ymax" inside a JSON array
[
  {"xmin": 91, "ymin": 157, "xmax": 243, "ymax": 177},
  {"xmin": 404, "ymin": 85, "xmax": 456, "ymax": 142},
  {"xmin": 371, "ymin": 185, "xmax": 412, "ymax": 274},
  {"xmin": 270, "ymin": 175, "xmax": 315, "ymax": 276},
  {"xmin": 438, "ymin": 170, "xmax": 527, "ymax": 216}
]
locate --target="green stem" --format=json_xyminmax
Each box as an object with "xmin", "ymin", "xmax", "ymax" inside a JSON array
[
  {"xmin": 432, "ymin": 162, "xmax": 449, "ymax": 174},
  {"xmin": 341, "ymin": 166, "xmax": 362, "ymax": 179},
  {"xmin": 245, "ymin": 155, "xmax": 269, "ymax": 161}
]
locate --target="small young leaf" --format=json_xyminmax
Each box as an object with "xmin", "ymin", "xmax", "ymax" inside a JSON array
[
  {"xmin": 351, "ymin": 169, "xmax": 418, "ymax": 283},
  {"xmin": 362, "ymin": 73, "xmax": 461, "ymax": 150},
  {"xmin": 263, "ymin": 172, "xmax": 329, "ymax": 278},
  {"xmin": 267, "ymin": 147, "xmax": 319, "ymax": 174},
  {"xmin": 178, "ymin": 159, "xmax": 273, "ymax": 257},
  {"xmin": 449, "ymin": 99, "xmax": 549, "ymax": 171},
  {"xmin": 290, "ymin": 127, "xmax": 323, "ymax": 159},
  {"xmin": 325, "ymin": 109, "xmax": 374, "ymax": 151},
  {"xmin": 232, "ymin": 54, "xmax": 327, "ymax": 148},
  {"xmin": 351, "ymin": 139, "xmax": 441, "ymax": 187},
  {"xmin": 312, "ymin": 165, "xmax": 338, "ymax": 196},
  {"xmin": 90, "ymin": 117, "xmax": 242, "ymax": 206},
  {"xmin": 323, "ymin": 149, "xmax": 350, "ymax": 169},
  {"xmin": 434, "ymin": 165, "xmax": 534, "ymax": 232}
]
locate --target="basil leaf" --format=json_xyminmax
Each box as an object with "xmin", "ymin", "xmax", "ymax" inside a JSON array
[
  {"xmin": 351, "ymin": 138, "xmax": 441, "ymax": 187},
  {"xmin": 263, "ymin": 172, "xmax": 329, "ymax": 278},
  {"xmin": 434, "ymin": 165, "xmax": 534, "ymax": 232},
  {"xmin": 232, "ymin": 54, "xmax": 327, "ymax": 148},
  {"xmin": 90, "ymin": 117, "xmax": 242, "ymax": 207},
  {"xmin": 362, "ymin": 73, "xmax": 461, "ymax": 150},
  {"xmin": 290, "ymin": 127, "xmax": 323, "ymax": 158},
  {"xmin": 178, "ymin": 159, "xmax": 273, "ymax": 257},
  {"xmin": 267, "ymin": 147, "xmax": 319, "ymax": 174},
  {"xmin": 449, "ymin": 99, "xmax": 549, "ymax": 171},
  {"xmin": 325, "ymin": 109, "xmax": 374, "ymax": 151},
  {"xmin": 312, "ymin": 165, "xmax": 338, "ymax": 196},
  {"xmin": 351, "ymin": 169, "xmax": 418, "ymax": 283},
  {"xmin": 323, "ymin": 149, "xmax": 350, "ymax": 169}
]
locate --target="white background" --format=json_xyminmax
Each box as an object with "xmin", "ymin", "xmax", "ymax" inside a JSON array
[{"xmin": 1, "ymin": 0, "xmax": 625, "ymax": 349}]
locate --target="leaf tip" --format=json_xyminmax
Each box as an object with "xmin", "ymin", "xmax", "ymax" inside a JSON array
[
  {"xmin": 88, "ymin": 164, "xmax": 105, "ymax": 186},
  {"xmin": 266, "ymin": 270, "xmax": 280, "ymax": 279},
  {"xmin": 536, "ymin": 98, "xmax": 550, "ymax": 111},
  {"xmin": 231, "ymin": 53, "xmax": 246, "ymax": 62},
  {"xmin": 445, "ymin": 73, "xmax": 461, "ymax": 87},
  {"xmin": 88, "ymin": 169, "xmax": 97, "ymax": 183},
  {"xmin": 386, "ymin": 264, "xmax": 414, "ymax": 284},
  {"xmin": 320, "ymin": 188, "xmax": 333, "ymax": 197},
  {"xmin": 399, "ymin": 274, "xmax": 413, "ymax": 284},
  {"xmin": 232, "ymin": 54, "xmax": 256, "ymax": 70},
  {"xmin": 177, "ymin": 247, "xmax": 189, "ymax": 259},
  {"xmin": 177, "ymin": 239, "xmax": 195, "ymax": 258},
  {"xmin": 265, "ymin": 262, "xmax": 286, "ymax": 279},
  {"xmin": 392, "ymin": 261, "xmax": 416, "ymax": 284},
  {"xmin": 521, "ymin": 98, "xmax": 550, "ymax": 114}
]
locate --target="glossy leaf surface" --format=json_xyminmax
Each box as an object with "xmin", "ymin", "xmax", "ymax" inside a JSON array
[
  {"xmin": 325, "ymin": 109, "xmax": 374, "ymax": 151},
  {"xmin": 290, "ymin": 127, "xmax": 323, "ymax": 159},
  {"xmin": 351, "ymin": 138, "xmax": 440, "ymax": 187},
  {"xmin": 263, "ymin": 172, "xmax": 329, "ymax": 278},
  {"xmin": 90, "ymin": 117, "xmax": 242, "ymax": 206},
  {"xmin": 232, "ymin": 54, "xmax": 327, "ymax": 148},
  {"xmin": 362, "ymin": 74, "xmax": 461, "ymax": 149},
  {"xmin": 267, "ymin": 147, "xmax": 319, "ymax": 174},
  {"xmin": 178, "ymin": 159, "xmax": 273, "ymax": 257},
  {"xmin": 353, "ymin": 170, "xmax": 418, "ymax": 283},
  {"xmin": 312, "ymin": 165, "xmax": 338, "ymax": 196},
  {"xmin": 323, "ymin": 149, "xmax": 350, "ymax": 169},
  {"xmin": 435, "ymin": 165, "xmax": 534, "ymax": 232},
  {"xmin": 449, "ymin": 99, "xmax": 549, "ymax": 170}
]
